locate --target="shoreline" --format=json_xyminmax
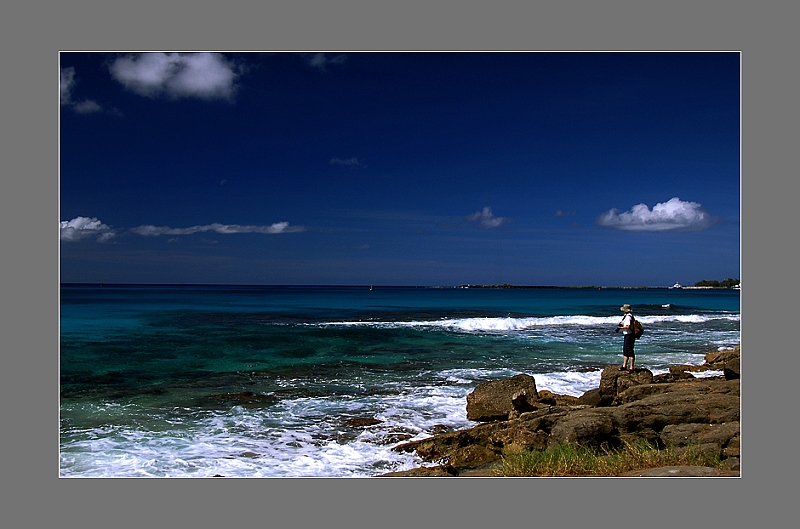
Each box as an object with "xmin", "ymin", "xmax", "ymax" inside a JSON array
[{"xmin": 381, "ymin": 346, "xmax": 741, "ymax": 477}]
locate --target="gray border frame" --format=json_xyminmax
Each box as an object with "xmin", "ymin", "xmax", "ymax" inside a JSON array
[{"xmin": 6, "ymin": 0, "xmax": 782, "ymax": 526}]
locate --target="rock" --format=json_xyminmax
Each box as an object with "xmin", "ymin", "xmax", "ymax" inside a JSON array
[
  {"xmin": 653, "ymin": 372, "xmax": 696, "ymax": 383},
  {"xmin": 700, "ymin": 346, "xmax": 740, "ymax": 379},
  {"xmin": 429, "ymin": 424, "xmax": 452, "ymax": 435},
  {"xmin": 548, "ymin": 408, "xmax": 617, "ymax": 448},
  {"xmin": 660, "ymin": 422, "xmax": 740, "ymax": 458},
  {"xmin": 376, "ymin": 432, "xmax": 414, "ymax": 445},
  {"xmin": 669, "ymin": 364, "xmax": 708, "ymax": 374},
  {"xmin": 721, "ymin": 456, "xmax": 740, "ymax": 471},
  {"xmin": 343, "ymin": 417, "xmax": 383, "ymax": 427},
  {"xmin": 391, "ymin": 347, "xmax": 741, "ymax": 476},
  {"xmin": 724, "ymin": 357, "xmax": 740, "ymax": 380},
  {"xmin": 619, "ymin": 465, "xmax": 739, "ymax": 477},
  {"xmin": 446, "ymin": 444, "xmax": 501, "ymax": 469},
  {"xmin": 611, "ymin": 383, "xmax": 739, "ymax": 438},
  {"xmin": 597, "ymin": 366, "xmax": 653, "ymax": 406},
  {"xmin": 378, "ymin": 465, "xmax": 457, "ymax": 477},
  {"xmin": 577, "ymin": 388, "xmax": 603, "ymax": 407},
  {"xmin": 393, "ymin": 406, "xmax": 570, "ymax": 465},
  {"xmin": 614, "ymin": 382, "xmax": 675, "ymax": 405},
  {"xmin": 537, "ymin": 390, "xmax": 580, "ymax": 406},
  {"xmin": 704, "ymin": 346, "xmax": 740, "ymax": 369},
  {"xmin": 466, "ymin": 373, "xmax": 539, "ymax": 421}
]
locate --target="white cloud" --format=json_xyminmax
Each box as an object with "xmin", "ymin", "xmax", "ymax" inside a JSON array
[
  {"xmin": 596, "ymin": 197, "xmax": 715, "ymax": 231},
  {"xmin": 467, "ymin": 207, "xmax": 509, "ymax": 228},
  {"xmin": 303, "ymin": 53, "xmax": 347, "ymax": 72},
  {"xmin": 108, "ymin": 53, "xmax": 239, "ymax": 100},
  {"xmin": 330, "ymin": 156, "xmax": 365, "ymax": 168},
  {"xmin": 60, "ymin": 216, "xmax": 116, "ymax": 242},
  {"xmin": 60, "ymin": 67, "xmax": 76, "ymax": 105},
  {"xmin": 73, "ymin": 100, "xmax": 103, "ymax": 114},
  {"xmin": 60, "ymin": 66, "xmax": 112, "ymax": 114},
  {"xmin": 129, "ymin": 222, "xmax": 305, "ymax": 236}
]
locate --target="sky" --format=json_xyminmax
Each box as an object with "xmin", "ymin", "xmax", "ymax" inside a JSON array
[{"xmin": 59, "ymin": 52, "xmax": 740, "ymax": 287}]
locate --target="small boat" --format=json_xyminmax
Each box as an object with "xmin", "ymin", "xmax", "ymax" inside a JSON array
[{"xmin": 669, "ymin": 283, "xmax": 683, "ymax": 289}]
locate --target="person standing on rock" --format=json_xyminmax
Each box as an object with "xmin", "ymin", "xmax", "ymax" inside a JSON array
[{"xmin": 617, "ymin": 303, "xmax": 636, "ymax": 372}]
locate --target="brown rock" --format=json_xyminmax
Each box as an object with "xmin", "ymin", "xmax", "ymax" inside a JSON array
[
  {"xmin": 537, "ymin": 390, "xmax": 580, "ymax": 406},
  {"xmin": 577, "ymin": 388, "xmax": 603, "ymax": 407},
  {"xmin": 724, "ymin": 357, "xmax": 740, "ymax": 380},
  {"xmin": 612, "ymin": 388, "xmax": 739, "ymax": 435},
  {"xmin": 669, "ymin": 364, "xmax": 708, "ymax": 374},
  {"xmin": 343, "ymin": 417, "xmax": 383, "ymax": 427},
  {"xmin": 704, "ymin": 346, "xmax": 740, "ymax": 369},
  {"xmin": 598, "ymin": 366, "xmax": 653, "ymax": 405},
  {"xmin": 614, "ymin": 383, "xmax": 674, "ymax": 405},
  {"xmin": 390, "ymin": 356, "xmax": 741, "ymax": 476},
  {"xmin": 378, "ymin": 465, "xmax": 457, "ymax": 477},
  {"xmin": 653, "ymin": 372, "xmax": 696, "ymax": 383},
  {"xmin": 619, "ymin": 465, "xmax": 739, "ymax": 477},
  {"xmin": 446, "ymin": 444, "xmax": 501, "ymax": 468},
  {"xmin": 548, "ymin": 408, "xmax": 617, "ymax": 448},
  {"xmin": 660, "ymin": 421, "xmax": 740, "ymax": 456},
  {"xmin": 466, "ymin": 373, "xmax": 539, "ymax": 421}
]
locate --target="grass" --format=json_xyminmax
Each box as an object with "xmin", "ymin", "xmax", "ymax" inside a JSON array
[{"xmin": 495, "ymin": 439, "xmax": 725, "ymax": 477}]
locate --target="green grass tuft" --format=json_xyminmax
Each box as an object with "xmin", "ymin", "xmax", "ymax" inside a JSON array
[{"xmin": 495, "ymin": 439, "xmax": 724, "ymax": 477}]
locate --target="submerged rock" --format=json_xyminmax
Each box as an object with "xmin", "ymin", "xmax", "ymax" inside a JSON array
[
  {"xmin": 343, "ymin": 417, "xmax": 384, "ymax": 427},
  {"xmin": 200, "ymin": 391, "xmax": 279, "ymax": 408}
]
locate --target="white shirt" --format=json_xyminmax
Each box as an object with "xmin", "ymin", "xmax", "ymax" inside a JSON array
[{"xmin": 621, "ymin": 313, "xmax": 633, "ymax": 335}]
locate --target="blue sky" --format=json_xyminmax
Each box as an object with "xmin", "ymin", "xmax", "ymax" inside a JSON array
[{"xmin": 59, "ymin": 52, "xmax": 740, "ymax": 286}]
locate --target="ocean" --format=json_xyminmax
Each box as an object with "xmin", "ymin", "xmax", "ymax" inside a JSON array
[{"xmin": 59, "ymin": 284, "xmax": 740, "ymax": 477}]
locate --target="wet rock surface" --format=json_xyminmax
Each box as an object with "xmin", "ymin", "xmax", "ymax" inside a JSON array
[{"xmin": 383, "ymin": 347, "xmax": 741, "ymax": 477}]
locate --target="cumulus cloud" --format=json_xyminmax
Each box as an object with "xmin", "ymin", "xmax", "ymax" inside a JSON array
[
  {"xmin": 129, "ymin": 222, "xmax": 305, "ymax": 236},
  {"xmin": 302, "ymin": 53, "xmax": 347, "ymax": 72},
  {"xmin": 330, "ymin": 156, "xmax": 365, "ymax": 168},
  {"xmin": 467, "ymin": 207, "xmax": 509, "ymax": 228},
  {"xmin": 108, "ymin": 52, "xmax": 239, "ymax": 100},
  {"xmin": 596, "ymin": 197, "xmax": 715, "ymax": 231},
  {"xmin": 60, "ymin": 66, "xmax": 76, "ymax": 105},
  {"xmin": 60, "ymin": 67, "xmax": 105, "ymax": 114},
  {"xmin": 73, "ymin": 100, "xmax": 103, "ymax": 114},
  {"xmin": 60, "ymin": 216, "xmax": 116, "ymax": 242}
]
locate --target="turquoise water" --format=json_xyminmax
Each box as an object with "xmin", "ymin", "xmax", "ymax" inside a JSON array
[{"xmin": 59, "ymin": 284, "xmax": 740, "ymax": 477}]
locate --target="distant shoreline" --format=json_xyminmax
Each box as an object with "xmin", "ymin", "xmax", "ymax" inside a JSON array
[
  {"xmin": 60, "ymin": 283, "xmax": 740, "ymax": 290},
  {"xmin": 456, "ymin": 284, "xmax": 739, "ymax": 290}
]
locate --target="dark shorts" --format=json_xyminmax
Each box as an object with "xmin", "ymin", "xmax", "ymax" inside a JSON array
[{"xmin": 623, "ymin": 334, "xmax": 635, "ymax": 357}]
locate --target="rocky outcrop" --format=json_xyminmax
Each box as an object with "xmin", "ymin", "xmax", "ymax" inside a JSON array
[
  {"xmin": 465, "ymin": 374, "xmax": 539, "ymax": 421},
  {"xmin": 387, "ymin": 347, "xmax": 741, "ymax": 476},
  {"xmin": 669, "ymin": 346, "xmax": 740, "ymax": 380},
  {"xmin": 704, "ymin": 346, "xmax": 740, "ymax": 370}
]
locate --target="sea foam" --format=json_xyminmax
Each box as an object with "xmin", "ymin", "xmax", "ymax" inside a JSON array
[{"xmin": 321, "ymin": 313, "xmax": 740, "ymax": 333}]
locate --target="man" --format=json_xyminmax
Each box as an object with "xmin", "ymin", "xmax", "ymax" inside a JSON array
[{"xmin": 617, "ymin": 303, "xmax": 636, "ymax": 372}]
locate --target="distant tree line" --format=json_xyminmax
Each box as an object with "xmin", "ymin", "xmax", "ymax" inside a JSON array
[{"xmin": 694, "ymin": 278, "xmax": 740, "ymax": 288}]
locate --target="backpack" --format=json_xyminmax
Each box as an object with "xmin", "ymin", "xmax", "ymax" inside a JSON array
[{"xmin": 631, "ymin": 315, "xmax": 644, "ymax": 339}]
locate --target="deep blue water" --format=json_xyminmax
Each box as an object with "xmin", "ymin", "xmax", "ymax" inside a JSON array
[{"xmin": 60, "ymin": 284, "xmax": 740, "ymax": 477}]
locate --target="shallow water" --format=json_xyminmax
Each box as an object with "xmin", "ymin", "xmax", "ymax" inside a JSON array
[{"xmin": 60, "ymin": 285, "xmax": 740, "ymax": 477}]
